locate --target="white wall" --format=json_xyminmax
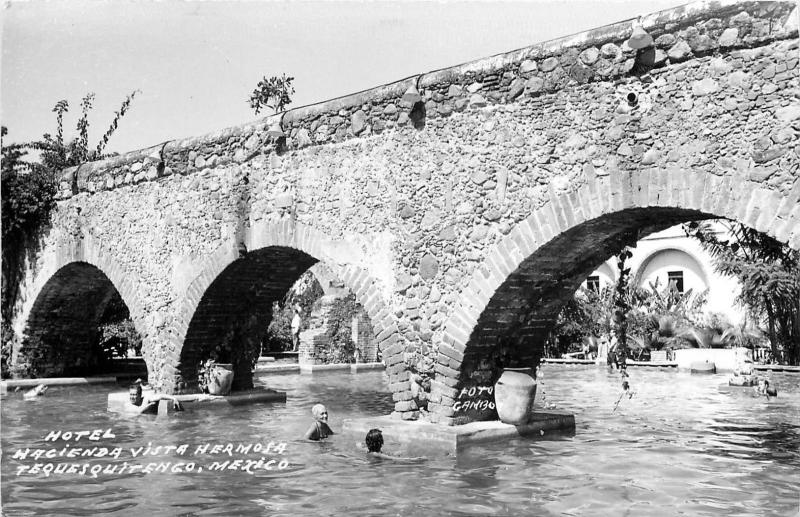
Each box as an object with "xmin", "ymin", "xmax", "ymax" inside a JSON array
[
  {"xmin": 582, "ymin": 223, "xmax": 745, "ymax": 325},
  {"xmin": 673, "ymin": 347, "xmax": 751, "ymax": 372}
]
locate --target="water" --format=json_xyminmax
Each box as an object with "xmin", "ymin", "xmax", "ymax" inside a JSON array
[{"xmin": 2, "ymin": 367, "xmax": 799, "ymax": 516}]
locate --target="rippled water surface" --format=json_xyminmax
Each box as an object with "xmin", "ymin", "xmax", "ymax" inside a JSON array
[{"xmin": 2, "ymin": 367, "xmax": 799, "ymax": 516}]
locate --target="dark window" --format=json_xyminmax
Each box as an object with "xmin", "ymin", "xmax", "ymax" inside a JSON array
[
  {"xmin": 587, "ymin": 275, "xmax": 600, "ymax": 292},
  {"xmin": 668, "ymin": 270, "xmax": 684, "ymax": 293}
]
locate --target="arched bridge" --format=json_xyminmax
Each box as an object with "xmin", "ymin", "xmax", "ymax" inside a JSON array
[{"xmin": 7, "ymin": 0, "xmax": 799, "ymax": 425}]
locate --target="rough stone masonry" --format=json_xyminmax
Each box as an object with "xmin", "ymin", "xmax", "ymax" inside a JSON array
[{"xmin": 8, "ymin": 0, "xmax": 799, "ymax": 425}]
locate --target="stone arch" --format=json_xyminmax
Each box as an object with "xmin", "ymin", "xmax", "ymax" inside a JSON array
[
  {"xmin": 307, "ymin": 262, "xmax": 350, "ymax": 296},
  {"xmin": 430, "ymin": 168, "xmax": 798, "ymax": 424},
  {"xmin": 172, "ymin": 221, "xmax": 402, "ymax": 400},
  {"xmin": 12, "ymin": 234, "xmax": 146, "ymax": 378}
]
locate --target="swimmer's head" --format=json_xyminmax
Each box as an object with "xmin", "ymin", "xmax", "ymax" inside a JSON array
[
  {"xmin": 312, "ymin": 404, "xmax": 328, "ymax": 422},
  {"xmin": 366, "ymin": 428, "xmax": 383, "ymax": 453},
  {"xmin": 129, "ymin": 384, "xmax": 143, "ymax": 406}
]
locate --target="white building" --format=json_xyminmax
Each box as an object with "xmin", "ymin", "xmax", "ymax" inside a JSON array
[{"xmin": 584, "ymin": 223, "xmax": 745, "ymax": 325}]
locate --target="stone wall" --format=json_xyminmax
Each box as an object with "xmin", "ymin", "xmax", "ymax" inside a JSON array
[
  {"xmin": 353, "ymin": 309, "xmax": 377, "ymax": 363},
  {"xmin": 299, "ymin": 294, "xmax": 361, "ymax": 365},
  {"xmin": 9, "ymin": 1, "xmax": 799, "ymax": 424}
]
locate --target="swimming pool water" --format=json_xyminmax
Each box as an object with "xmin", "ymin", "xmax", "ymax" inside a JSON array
[{"xmin": 2, "ymin": 366, "xmax": 798, "ymax": 516}]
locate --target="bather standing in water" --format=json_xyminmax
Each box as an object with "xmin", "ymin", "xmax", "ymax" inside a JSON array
[{"xmin": 304, "ymin": 404, "xmax": 334, "ymax": 441}]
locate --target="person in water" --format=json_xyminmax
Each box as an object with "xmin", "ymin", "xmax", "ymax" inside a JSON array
[
  {"xmin": 304, "ymin": 404, "xmax": 334, "ymax": 441},
  {"xmin": 128, "ymin": 383, "xmax": 183, "ymax": 414},
  {"xmin": 366, "ymin": 428, "xmax": 385, "ymax": 454},
  {"xmin": 23, "ymin": 384, "xmax": 48, "ymax": 400},
  {"xmin": 755, "ymin": 378, "xmax": 778, "ymax": 397},
  {"xmin": 363, "ymin": 428, "xmax": 423, "ymax": 461}
]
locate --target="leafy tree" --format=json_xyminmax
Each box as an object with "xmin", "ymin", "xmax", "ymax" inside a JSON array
[
  {"xmin": 684, "ymin": 220, "xmax": 800, "ymax": 364},
  {"xmin": 2, "ymin": 92, "xmax": 139, "ymax": 377},
  {"xmin": 547, "ymin": 264, "xmax": 712, "ymax": 360},
  {"xmin": 248, "ymin": 74, "xmax": 295, "ymax": 115}
]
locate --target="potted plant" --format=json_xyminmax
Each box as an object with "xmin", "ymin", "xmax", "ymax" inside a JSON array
[{"xmin": 198, "ymin": 358, "xmax": 234, "ymax": 396}]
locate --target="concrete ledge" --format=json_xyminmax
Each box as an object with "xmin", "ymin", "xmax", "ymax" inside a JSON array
[
  {"xmin": 542, "ymin": 358, "xmax": 678, "ymax": 368},
  {"xmin": 1, "ymin": 377, "xmax": 120, "ymax": 395},
  {"xmin": 299, "ymin": 363, "xmax": 353, "ymax": 374},
  {"xmin": 754, "ymin": 364, "xmax": 800, "ymax": 373},
  {"xmin": 543, "ymin": 358, "xmax": 596, "ymax": 365},
  {"xmin": 628, "ymin": 360, "xmax": 678, "ymax": 368},
  {"xmin": 342, "ymin": 410, "xmax": 575, "ymax": 455},
  {"xmin": 107, "ymin": 388, "xmax": 287, "ymax": 415},
  {"xmin": 255, "ymin": 364, "xmax": 301, "ymax": 374},
  {"xmin": 350, "ymin": 362, "xmax": 385, "ymax": 373}
]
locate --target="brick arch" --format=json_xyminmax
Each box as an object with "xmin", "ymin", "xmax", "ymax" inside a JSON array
[
  {"xmin": 171, "ymin": 221, "xmax": 402, "ymax": 399},
  {"xmin": 13, "ymin": 234, "xmax": 147, "ymax": 378},
  {"xmin": 307, "ymin": 262, "xmax": 348, "ymax": 296},
  {"xmin": 430, "ymin": 168, "xmax": 799, "ymax": 425}
]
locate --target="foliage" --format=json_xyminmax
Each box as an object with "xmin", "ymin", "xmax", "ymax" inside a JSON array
[
  {"xmin": 264, "ymin": 271, "xmax": 324, "ymax": 353},
  {"xmin": 248, "ymin": 74, "xmax": 295, "ymax": 115},
  {"xmin": 97, "ymin": 320, "xmax": 142, "ymax": 360},
  {"xmin": 1, "ymin": 321, "xmax": 15, "ymax": 378},
  {"xmin": 317, "ymin": 294, "xmax": 359, "ymax": 365},
  {"xmin": 197, "ymin": 358, "xmax": 218, "ymax": 393},
  {"xmin": 2, "ymin": 127, "xmax": 59, "ymax": 327},
  {"xmin": 26, "ymin": 91, "xmax": 139, "ymax": 172},
  {"xmin": 1, "ymin": 92, "xmax": 139, "ymax": 346},
  {"xmin": 685, "ymin": 220, "xmax": 800, "ymax": 364},
  {"xmin": 548, "ymin": 265, "xmax": 714, "ymax": 360},
  {"xmin": 612, "ymin": 247, "xmax": 633, "ymax": 364}
]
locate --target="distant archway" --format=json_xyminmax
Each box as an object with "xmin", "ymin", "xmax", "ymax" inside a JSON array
[{"xmin": 172, "ymin": 222, "xmax": 401, "ymax": 398}]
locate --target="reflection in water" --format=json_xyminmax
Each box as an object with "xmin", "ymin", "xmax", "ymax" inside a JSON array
[{"xmin": 2, "ymin": 367, "xmax": 799, "ymax": 516}]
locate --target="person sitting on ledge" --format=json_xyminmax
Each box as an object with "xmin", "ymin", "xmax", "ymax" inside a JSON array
[
  {"xmin": 128, "ymin": 383, "xmax": 183, "ymax": 414},
  {"xmin": 304, "ymin": 404, "xmax": 334, "ymax": 441}
]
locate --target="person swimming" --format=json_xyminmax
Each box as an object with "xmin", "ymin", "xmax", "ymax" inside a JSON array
[
  {"xmin": 304, "ymin": 404, "xmax": 334, "ymax": 441},
  {"xmin": 366, "ymin": 428, "xmax": 384, "ymax": 453},
  {"xmin": 23, "ymin": 384, "xmax": 48, "ymax": 400},
  {"xmin": 128, "ymin": 383, "xmax": 183, "ymax": 414},
  {"xmin": 364, "ymin": 429, "xmax": 423, "ymax": 461},
  {"xmin": 755, "ymin": 378, "xmax": 778, "ymax": 397}
]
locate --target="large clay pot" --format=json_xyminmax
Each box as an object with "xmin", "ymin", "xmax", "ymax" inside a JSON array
[
  {"xmin": 494, "ymin": 367, "xmax": 537, "ymax": 425},
  {"xmin": 207, "ymin": 363, "xmax": 234, "ymax": 395}
]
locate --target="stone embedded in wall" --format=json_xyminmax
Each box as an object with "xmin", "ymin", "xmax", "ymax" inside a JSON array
[
  {"xmin": 668, "ymin": 40, "xmax": 692, "ymax": 61},
  {"xmin": 519, "ymin": 59, "xmax": 537, "ymax": 74},
  {"xmin": 351, "ymin": 110, "xmax": 367, "ymax": 135},
  {"xmin": 692, "ymin": 78, "xmax": 718, "ymax": 96}
]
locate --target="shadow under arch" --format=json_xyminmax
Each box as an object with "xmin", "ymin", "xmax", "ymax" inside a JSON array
[
  {"xmin": 12, "ymin": 234, "xmax": 146, "ymax": 379},
  {"xmin": 16, "ymin": 262, "xmax": 137, "ymax": 377},
  {"xmin": 432, "ymin": 167, "xmax": 798, "ymax": 424},
  {"xmin": 174, "ymin": 221, "xmax": 401, "ymax": 397}
]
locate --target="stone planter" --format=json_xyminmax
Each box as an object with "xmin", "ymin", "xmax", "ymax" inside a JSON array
[
  {"xmin": 206, "ymin": 363, "xmax": 234, "ymax": 395},
  {"xmin": 494, "ymin": 367, "xmax": 537, "ymax": 425}
]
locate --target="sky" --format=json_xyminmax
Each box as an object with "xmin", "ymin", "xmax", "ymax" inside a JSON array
[{"xmin": 2, "ymin": 0, "xmax": 687, "ymax": 155}]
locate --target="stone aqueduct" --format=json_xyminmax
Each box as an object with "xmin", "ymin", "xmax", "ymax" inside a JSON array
[{"xmin": 7, "ymin": 1, "xmax": 799, "ymax": 424}]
